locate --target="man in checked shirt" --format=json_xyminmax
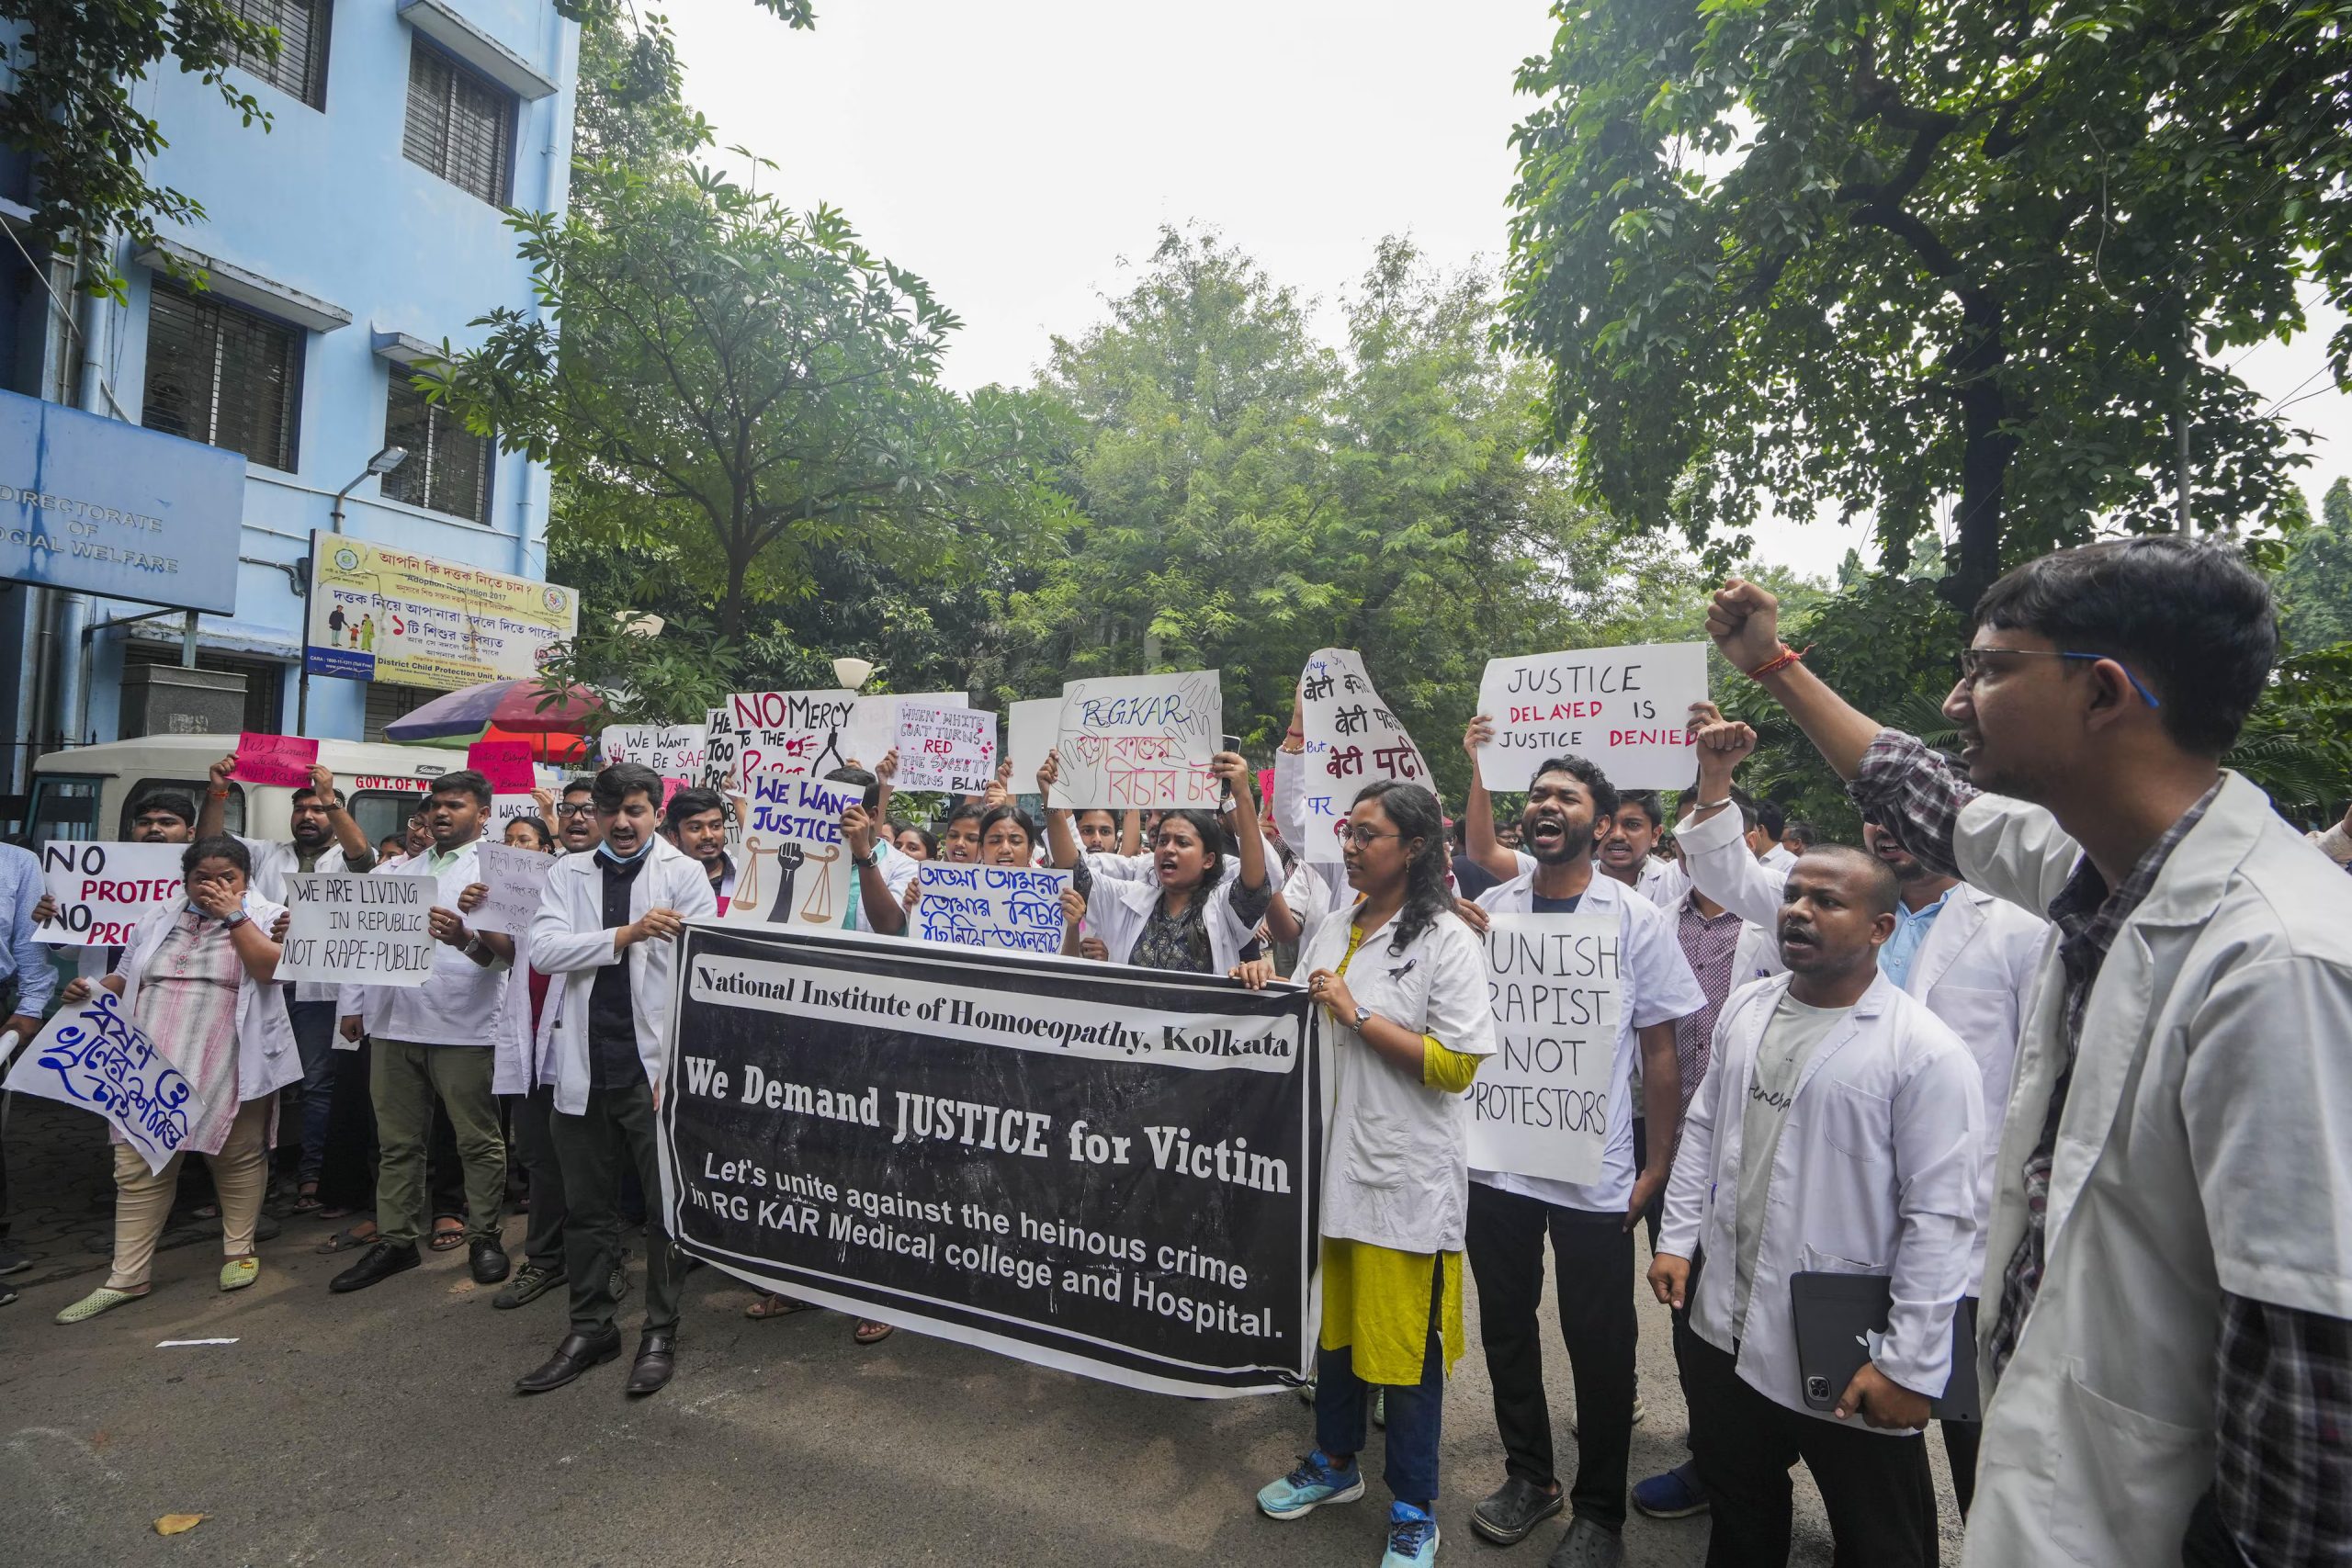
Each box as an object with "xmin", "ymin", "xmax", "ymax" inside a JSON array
[{"xmin": 1705, "ymin": 536, "xmax": 2352, "ymax": 1567}]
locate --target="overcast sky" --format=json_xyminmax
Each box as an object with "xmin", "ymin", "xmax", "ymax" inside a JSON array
[{"xmin": 668, "ymin": 1, "xmax": 2349, "ymax": 578}]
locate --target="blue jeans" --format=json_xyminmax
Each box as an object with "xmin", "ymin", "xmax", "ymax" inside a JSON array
[
  {"xmin": 285, "ymin": 998, "xmax": 339, "ymax": 1184},
  {"xmin": 1314, "ymin": 1256, "xmax": 1446, "ymax": 1507}
]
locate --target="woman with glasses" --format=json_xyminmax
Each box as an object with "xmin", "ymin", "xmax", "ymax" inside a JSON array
[
  {"xmin": 53, "ymin": 837, "xmax": 300, "ymax": 1323},
  {"xmin": 1040, "ymin": 750, "xmax": 1272, "ymax": 975},
  {"xmin": 1254, "ymin": 780, "xmax": 1496, "ymax": 1568}
]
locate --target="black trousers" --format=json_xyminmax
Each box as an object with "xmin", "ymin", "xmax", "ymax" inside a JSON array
[
  {"xmin": 549, "ymin": 1077, "xmax": 678, "ymax": 1337},
  {"xmin": 315, "ymin": 1038, "xmax": 379, "ymax": 1213},
  {"xmin": 511, "ymin": 1084, "xmax": 568, "ymax": 1271},
  {"xmin": 1465, "ymin": 1182, "xmax": 1638, "ymax": 1530},
  {"xmin": 1683, "ymin": 1330, "xmax": 1938, "ymax": 1567}
]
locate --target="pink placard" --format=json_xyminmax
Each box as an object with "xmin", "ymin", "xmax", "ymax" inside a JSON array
[
  {"xmin": 662, "ymin": 777, "xmax": 686, "ymax": 809},
  {"xmin": 466, "ymin": 740, "xmax": 537, "ymax": 795},
  {"xmin": 235, "ymin": 731, "xmax": 319, "ymax": 789}
]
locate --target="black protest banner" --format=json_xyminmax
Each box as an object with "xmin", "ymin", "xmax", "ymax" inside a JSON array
[{"xmin": 658, "ymin": 923, "xmax": 1321, "ymax": 1396}]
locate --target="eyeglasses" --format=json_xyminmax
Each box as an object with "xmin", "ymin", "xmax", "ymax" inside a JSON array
[
  {"xmin": 1339, "ymin": 825, "xmax": 1404, "ymax": 848},
  {"xmin": 1952, "ymin": 647, "xmax": 2161, "ymax": 708},
  {"xmin": 555, "ymin": 801, "xmax": 595, "ymax": 817}
]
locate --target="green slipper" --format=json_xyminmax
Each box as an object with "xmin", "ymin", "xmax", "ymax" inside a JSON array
[
  {"xmin": 220, "ymin": 1257, "xmax": 259, "ymax": 1292},
  {"xmin": 55, "ymin": 1285, "xmax": 147, "ymax": 1324}
]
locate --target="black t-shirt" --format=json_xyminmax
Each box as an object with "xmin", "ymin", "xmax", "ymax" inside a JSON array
[
  {"xmin": 587, "ymin": 852, "xmax": 650, "ymax": 1090},
  {"xmin": 1453, "ymin": 851, "xmax": 1502, "ymax": 900},
  {"xmin": 1531, "ymin": 892, "xmax": 1584, "ymax": 914}
]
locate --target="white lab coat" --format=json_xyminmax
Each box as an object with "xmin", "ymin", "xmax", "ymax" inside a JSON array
[
  {"xmin": 1299, "ymin": 903, "xmax": 1498, "ymax": 1255},
  {"xmin": 114, "ymin": 894, "xmax": 302, "ymax": 1109},
  {"xmin": 1678, "ymin": 805, "xmax": 2048, "ymax": 1277},
  {"xmin": 529, "ymin": 839, "xmax": 717, "ymax": 1115},
  {"xmin": 1079, "ymin": 851, "xmax": 1266, "ymax": 975},
  {"xmin": 1952, "ymin": 773, "xmax": 2352, "ymax": 1568},
  {"xmin": 336, "ymin": 843, "xmax": 505, "ymax": 1048},
  {"xmin": 1658, "ymin": 972, "xmax": 1983, "ymax": 1426}
]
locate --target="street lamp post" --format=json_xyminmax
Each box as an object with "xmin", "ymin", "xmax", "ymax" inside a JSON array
[{"xmin": 298, "ymin": 446, "xmax": 410, "ymax": 736}]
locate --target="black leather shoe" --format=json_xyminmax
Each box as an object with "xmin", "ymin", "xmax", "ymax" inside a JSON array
[
  {"xmin": 625, "ymin": 1330, "xmax": 676, "ymax": 1396},
  {"xmin": 514, "ymin": 1327, "xmax": 622, "ymax": 1393},
  {"xmin": 328, "ymin": 1241, "xmax": 420, "ymax": 1293},
  {"xmin": 469, "ymin": 1237, "xmax": 511, "ymax": 1285},
  {"xmin": 1472, "ymin": 1475, "xmax": 1566, "ymax": 1546}
]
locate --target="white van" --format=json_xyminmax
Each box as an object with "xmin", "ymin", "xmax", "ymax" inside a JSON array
[{"xmin": 28, "ymin": 734, "xmax": 483, "ymax": 852}]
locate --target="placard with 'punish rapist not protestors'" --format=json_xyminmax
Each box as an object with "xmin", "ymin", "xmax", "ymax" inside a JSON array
[{"xmin": 656, "ymin": 923, "xmax": 1320, "ymax": 1395}]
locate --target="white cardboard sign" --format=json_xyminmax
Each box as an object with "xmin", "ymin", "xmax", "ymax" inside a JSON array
[
  {"xmin": 273, "ymin": 871, "xmax": 437, "ymax": 988},
  {"xmin": 1476, "ymin": 643, "xmax": 1707, "ymax": 791},
  {"xmin": 1465, "ymin": 912, "xmax": 1624, "ymax": 1186},
  {"xmin": 1051, "ymin": 671, "xmax": 1223, "ymax": 811},
  {"xmin": 1299, "ymin": 649, "xmax": 1430, "ymax": 863}
]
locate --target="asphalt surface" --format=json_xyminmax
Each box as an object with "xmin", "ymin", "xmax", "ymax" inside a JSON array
[{"xmin": 0, "ymin": 1191, "xmax": 1966, "ymax": 1568}]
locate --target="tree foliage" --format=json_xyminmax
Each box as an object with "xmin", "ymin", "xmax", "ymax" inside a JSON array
[
  {"xmin": 0, "ymin": 0, "xmax": 281, "ymax": 297},
  {"xmin": 438, "ymin": 15, "xmax": 1073, "ymax": 643},
  {"xmin": 998, "ymin": 228, "xmax": 1709, "ymax": 805},
  {"xmin": 1503, "ymin": 0, "xmax": 2352, "ymax": 612}
]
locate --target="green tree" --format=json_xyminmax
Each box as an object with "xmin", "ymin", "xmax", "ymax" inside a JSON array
[
  {"xmin": 2278, "ymin": 478, "xmax": 2352, "ymax": 651},
  {"xmin": 0, "ymin": 1, "xmax": 282, "ymax": 296},
  {"xmin": 1001, "ymin": 230, "xmax": 1706, "ymax": 805},
  {"xmin": 439, "ymin": 16, "xmax": 1072, "ymax": 644},
  {"xmin": 1503, "ymin": 0, "xmax": 2352, "ymax": 610}
]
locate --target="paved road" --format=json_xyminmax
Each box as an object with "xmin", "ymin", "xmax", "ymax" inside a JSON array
[{"xmin": 0, "ymin": 1203, "xmax": 1968, "ymax": 1567}]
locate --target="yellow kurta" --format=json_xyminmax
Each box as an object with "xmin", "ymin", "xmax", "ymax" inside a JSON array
[{"xmin": 1316, "ymin": 922, "xmax": 1484, "ymax": 1384}]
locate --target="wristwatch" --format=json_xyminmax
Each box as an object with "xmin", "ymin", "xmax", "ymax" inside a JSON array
[
  {"xmin": 463, "ymin": 935, "xmax": 489, "ymax": 961},
  {"xmin": 1352, "ymin": 1004, "xmax": 1373, "ymax": 1030},
  {"xmin": 850, "ymin": 850, "xmax": 878, "ymax": 870}
]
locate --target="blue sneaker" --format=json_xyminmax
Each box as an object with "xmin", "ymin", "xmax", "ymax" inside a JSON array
[
  {"xmin": 1631, "ymin": 1459, "xmax": 1710, "ymax": 1518},
  {"xmin": 1257, "ymin": 1450, "xmax": 1365, "ymax": 1519},
  {"xmin": 1381, "ymin": 1501, "xmax": 1440, "ymax": 1566}
]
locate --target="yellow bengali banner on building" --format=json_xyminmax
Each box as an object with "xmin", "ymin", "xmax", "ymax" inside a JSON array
[{"xmin": 304, "ymin": 531, "xmax": 577, "ymax": 692}]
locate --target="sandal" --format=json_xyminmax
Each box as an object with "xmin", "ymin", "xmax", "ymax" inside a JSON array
[
  {"xmin": 314, "ymin": 1224, "xmax": 379, "ymax": 1255},
  {"xmin": 56, "ymin": 1284, "xmax": 148, "ymax": 1324},
  {"xmin": 192, "ymin": 1203, "xmax": 220, "ymax": 1221},
  {"xmin": 291, "ymin": 1185, "xmax": 322, "ymax": 1215},
  {"xmin": 219, "ymin": 1257, "xmax": 259, "ymax": 1292},
  {"xmin": 745, "ymin": 1293, "xmax": 817, "ymax": 1321},
  {"xmin": 316, "ymin": 1203, "xmax": 356, "ymax": 1220},
  {"xmin": 427, "ymin": 1218, "xmax": 466, "ymax": 1252},
  {"xmin": 854, "ymin": 1319, "xmax": 895, "ymax": 1345}
]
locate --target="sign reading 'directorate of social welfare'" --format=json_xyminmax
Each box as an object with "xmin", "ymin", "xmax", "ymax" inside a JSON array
[
  {"xmin": 37, "ymin": 840, "xmax": 186, "ymax": 948},
  {"xmin": 1467, "ymin": 912, "xmax": 1624, "ymax": 1188},
  {"xmin": 894, "ymin": 704, "xmax": 998, "ymax": 795},
  {"xmin": 1052, "ymin": 671, "xmax": 1223, "ymax": 811},
  {"xmin": 305, "ymin": 532, "xmax": 579, "ymax": 692},
  {"xmin": 914, "ymin": 863, "xmax": 1070, "ymax": 953},
  {"xmin": 727, "ymin": 688, "xmax": 855, "ymax": 789},
  {"xmin": 4, "ymin": 988, "xmax": 199, "ymax": 1173},
  {"xmin": 469, "ymin": 844, "xmax": 552, "ymax": 938},
  {"xmin": 0, "ymin": 387, "xmax": 243, "ymax": 615},
  {"xmin": 272, "ymin": 872, "xmax": 436, "ymax": 988},
  {"xmin": 720, "ymin": 773, "xmax": 863, "ymax": 930},
  {"xmin": 234, "ymin": 731, "xmax": 319, "ymax": 789},
  {"xmin": 604, "ymin": 723, "xmax": 707, "ymax": 782},
  {"xmin": 1300, "ymin": 649, "xmax": 1430, "ymax": 863},
  {"xmin": 1476, "ymin": 643, "xmax": 1707, "ymax": 791},
  {"xmin": 656, "ymin": 923, "xmax": 1321, "ymax": 1395}
]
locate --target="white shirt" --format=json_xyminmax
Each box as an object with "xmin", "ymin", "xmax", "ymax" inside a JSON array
[
  {"xmin": 852, "ymin": 840, "xmax": 917, "ymax": 933},
  {"xmin": 1471, "ymin": 867, "xmax": 1706, "ymax": 1213},
  {"xmin": 1301, "ymin": 904, "xmax": 1498, "ymax": 1255},
  {"xmin": 1661, "ymin": 973, "xmax": 1983, "ymax": 1426},
  {"xmin": 338, "ymin": 840, "xmax": 505, "ymax": 1048}
]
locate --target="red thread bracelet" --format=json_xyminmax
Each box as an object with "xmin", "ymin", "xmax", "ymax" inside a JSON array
[{"xmin": 1746, "ymin": 643, "xmax": 1810, "ymax": 681}]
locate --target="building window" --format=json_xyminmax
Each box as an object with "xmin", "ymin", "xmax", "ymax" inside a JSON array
[
  {"xmin": 141, "ymin": 282, "xmax": 301, "ymax": 471},
  {"xmin": 382, "ymin": 374, "xmax": 491, "ymax": 523},
  {"xmin": 232, "ymin": 0, "xmax": 331, "ymax": 110},
  {"xmin": 402, "ymin": 41, "xmax": 514, "ymax": 206},
  {"xmin": 364, "ymin": 682, "xmax": 439, "ymax": 743}
]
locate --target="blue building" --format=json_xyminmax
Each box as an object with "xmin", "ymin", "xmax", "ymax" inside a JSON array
[{"xmin": 0, "ymin": 0, "xmax": 579, "ymax": 786}]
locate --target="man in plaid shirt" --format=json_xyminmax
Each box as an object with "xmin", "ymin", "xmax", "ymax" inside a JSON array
[{"xmin": 1705, "ymin": 536, "xmax": 2352, "ymax": 1567}]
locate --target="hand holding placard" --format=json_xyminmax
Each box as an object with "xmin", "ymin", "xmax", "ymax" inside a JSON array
[
  {"xmin": 235, "ymin": 731, "xmax": 319, "ymax": 789},
  {"xmin": 466, "ymin": 740, "xmax": 537, "ymax": 795}
]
